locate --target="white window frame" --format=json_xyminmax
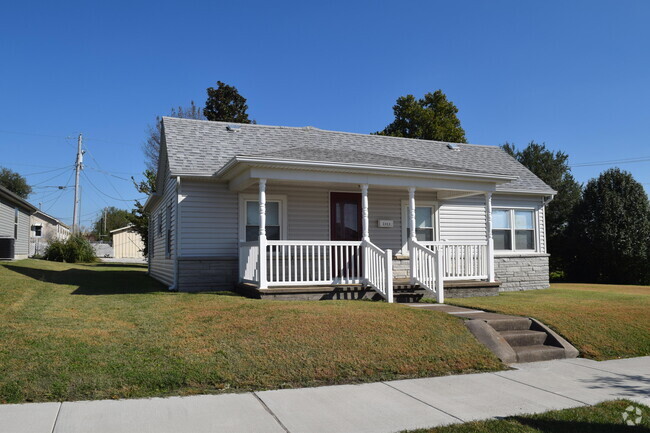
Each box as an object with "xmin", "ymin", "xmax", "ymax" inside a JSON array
[
  {"xmin": 14, "ymin": 208, "xmax": 19, "ymax": 240},
  {"xmin": 33, "ymin": 224, "xmax": 43, "ymax": 238},
  {"xmin": 492, "ymin": 207, "xmax": 538, "ymax": 254},
  {"xmin": 400, "ymin": 200, "xmax": 439, "ymax": 254},
  {"xmin": 238, "ymin": 194, "xmax": 288, "ymax": 242}
]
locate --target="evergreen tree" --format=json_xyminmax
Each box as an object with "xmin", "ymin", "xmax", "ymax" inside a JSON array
[
  {"xmin": 203, "ymin": 81, "xmax": 252, "ymax": 124},
  {"xmin": 377, "ymin": 90, "xmax": 466, "ymax": 143},
  {"xmin": 568, "ymin": 168, "xmax": 650, "ymax": 284}
]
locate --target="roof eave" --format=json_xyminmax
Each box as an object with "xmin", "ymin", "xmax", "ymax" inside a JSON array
[{"xmin": 213, "ymin": 156, "xmax": 519, "ymax": 184}]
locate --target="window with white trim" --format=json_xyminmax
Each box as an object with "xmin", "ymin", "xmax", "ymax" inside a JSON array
[
  {"xmin": 245, "ymin": 201, "xmax": 280, "ymax": 242},
  {"xmin": 493, "ymin": 209, "xmax": 536, "ymax": 251},
  {"xmin": 14, "ymin": 208, "xmax": 19, "ymax": 239},
  {"xmin": 33, "ymin": 225, "xmax": 42, "ymax": 238},
  {"xmin": 401, "ymin": 202, "xmax": 438, "ymax": 253}
]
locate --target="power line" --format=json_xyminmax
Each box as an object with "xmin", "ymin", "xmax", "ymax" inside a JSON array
[
  {"xmin": 571, "ymin": 156, "xmax": 650, "ymax": 167},
  {"xmin": 30, "ymin": 167, "xmax": 74, "ymax": 187},
  {"xmin": 81, "ymin": 171, "xmax": 145, "ymax": 202},
  {"xmin": 21, "ymin": 165, "xmax": 74, "ymax": 177},
  {"xmin": 0, "ymin": 129, "xmax": 72, "ymax": 140}
]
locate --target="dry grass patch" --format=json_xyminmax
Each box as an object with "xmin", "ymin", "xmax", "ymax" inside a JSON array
[
  {"xmin": 448, "ymin": 283, "xmax": 650, "ymax": 360},
  {"xmin": 0, "ymin": 259, "xmax": 502, "ymax": 403}
]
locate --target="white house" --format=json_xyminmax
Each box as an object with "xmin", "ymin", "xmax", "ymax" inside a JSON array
[
  {"xmin": 0, "ymin": 185, "xmax": 37, "ymax": 260},
  {"xmin": 30, "ymin": 210, "xmax": 71, "ymax": 256},
  {"xmin": 144, "ymin": 117, "xmax": 555, "ymax": 302}
]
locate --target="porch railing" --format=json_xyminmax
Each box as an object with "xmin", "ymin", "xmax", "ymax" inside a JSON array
[
  {"xmin": 239, "ymin": 240, "xmax": 394, "ymax": 302},
  {"xmin": 421, "ymin": 241, "xmax": 488, "ymax": 281},
  {"xmin": 409, "ymin": 239, "xmax": 444, "ymax": 302},
  {"xmin": 363, "ymin": 240, "xmax": 393, "ymax": 302},
  {"xmin": 266, "ymin": 240, "xmax": 363, "ymax": 286}
]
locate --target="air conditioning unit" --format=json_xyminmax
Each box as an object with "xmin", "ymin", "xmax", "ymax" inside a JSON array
[{"xmin": 0, "ymin": 237, "xmax": 15, "ymax": 260}]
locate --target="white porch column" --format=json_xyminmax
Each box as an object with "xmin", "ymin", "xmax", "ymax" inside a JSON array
[
  {"xmin": 486, "ymin": 192, "xmax": 495, "ymax": 282},
  {"xmin": 361, "ymin": 184, "xmax": 370, "ymax": 284},
  {"xmin": 258, "ymin": 179, "xmax": 268, "ymax": 289},
  {"xmin": 408, "ymin": 187, "xmax": 417, "ymax": 241},
  {"xmin": 408, "ymin": 187, "xmax": 416, "ymax": 284},
  {"xmin": 361, "ymin": 184, "xmax": 369, "ymax": 241}
]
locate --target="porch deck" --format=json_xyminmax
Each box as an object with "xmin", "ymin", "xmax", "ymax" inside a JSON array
[{"xmin": 238, "ymin": 279, "xmax": 501, "ymax": 302}]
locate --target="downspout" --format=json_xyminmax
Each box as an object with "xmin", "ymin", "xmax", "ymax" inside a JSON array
[{"xmin": 540, "ymin": 195, "xmax": 554, "ymax": 255}]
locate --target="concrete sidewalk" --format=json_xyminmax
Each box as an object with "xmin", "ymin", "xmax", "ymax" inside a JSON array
[{"xmin": 1, "ymin": 357, "xmax": 648, "ymax": 433}]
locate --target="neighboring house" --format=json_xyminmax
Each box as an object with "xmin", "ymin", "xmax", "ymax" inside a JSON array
[
  {"xmin": 30, "ymin": 210, "xmax": 70, "ymax": 256},
  {"xmin": 0, "ymin": 185, "xmax": 37, "ymax": 260},
  {"xmin": 144, "ymin": 117, "xmax": 555, "ymax": 301},
  {"xmin": 110, "ymin": 225, "xmax": 145, "ymax": 259}
]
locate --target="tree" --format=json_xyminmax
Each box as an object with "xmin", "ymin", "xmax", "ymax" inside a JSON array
[
  {"xmin": 0, "ymin": 167, "xmax": 32, "ymax": 198},
  {"xmin": 502, "ymin": 142, "xmax": 582, "ymax": 276},
  {"xmin": 376, "ymin": 90, "xmax": 466, "ymax": 143},
  {"xmin": 92, "ymin": 206, "xmax": 133, "ymax": 240},
  {"xmin": 568, "ymin": 168, "xmax": 650, "ymax": 284},
  {"xmin": 129, "ymin": 169, "xmax": 156, "ymax": 257},
  {"xmin": 203, "ymin": 81, "xmax": 252, "ymax": 124},
  {"xmin": 143, "ymin": 101, "xmax": 205, "ymax": 172}
]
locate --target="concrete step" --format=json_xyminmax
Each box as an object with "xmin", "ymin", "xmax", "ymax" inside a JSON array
[
  {"xmin": 485, "ymin": 317, "xmax": 532, "ymax": 332},
  {"xmin": 513, "ymin": 345, "xmax": 567, "ymax": 363},
  {"xmin": 500, "ymin": 330, "xmax": 548, "ymax": 347}
]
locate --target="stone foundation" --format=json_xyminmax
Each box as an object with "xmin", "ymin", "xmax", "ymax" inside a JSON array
[
  {"xmin": 392, "ymin": 257, "xmax": 410, "ymax": 279},
  {"xmin": 177, "ymin": 257, "xmax": 238, "ymax": 292},
  {"xmin": 494, "ymin": 254, "xmax": 550, "ymax": 291}
]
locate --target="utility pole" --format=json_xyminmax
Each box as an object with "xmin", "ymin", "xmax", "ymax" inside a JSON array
[
  {"xmin": 103, "ymin": 208, "xmax": 107, "ymax": 239},
  {"xmin": 72, "ymin": 133, "xmax": 84, "ymax": 233}
]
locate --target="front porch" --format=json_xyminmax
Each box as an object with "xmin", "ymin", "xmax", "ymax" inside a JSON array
[{"xmin": 236, "ymin": 176, "xmax": 503, "ymax": 303}]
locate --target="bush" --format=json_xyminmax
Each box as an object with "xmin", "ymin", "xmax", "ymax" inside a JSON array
[{"xmin": 44, "ymin": 236, "xmax": 96, "ymax": 263}]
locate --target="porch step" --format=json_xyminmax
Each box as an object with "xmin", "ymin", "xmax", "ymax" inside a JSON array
[
  {"xmin": 484, "ymin": 317, "xmax": 532, "ymax": 332},
  {"xmin": 512, "ymin": 345, "xmax": 568, "ymax": 363},
  {"xmin": 500, "ymin": 329, "xmax": 548, "ymax": 347},
  {"xmin": 462, "ymin": 312, "xmax": 579, "ymax": 364}
]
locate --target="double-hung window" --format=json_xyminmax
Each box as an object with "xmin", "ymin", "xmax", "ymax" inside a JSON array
[
  {"xmin": 493, "ymin": 209, "xmax": 536, "ymax": 251},
  {"xmin": 402, "ymin": 202, "xmax": 437, "ymax": 253},
  {"xmin": 245, "ymin": 201, "xmax": 281, "ymax": 241}
]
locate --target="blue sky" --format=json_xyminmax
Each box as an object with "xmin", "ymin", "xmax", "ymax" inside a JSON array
[{"xmin": 1, "ymin": 0, "xmax": 649, "ymax": 227}]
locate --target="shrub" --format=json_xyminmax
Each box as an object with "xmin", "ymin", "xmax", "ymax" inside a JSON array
[{"xmin": 44, "ymin": 236, "xmax": 96, "ymax": 263}]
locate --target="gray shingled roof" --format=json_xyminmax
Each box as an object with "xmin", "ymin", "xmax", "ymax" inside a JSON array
[{"xmin": 162, "ymin": 117, "xmax": 555, "ymax": 194}]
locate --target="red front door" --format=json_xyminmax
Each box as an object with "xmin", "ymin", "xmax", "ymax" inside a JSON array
[{"xmin": 330, "ymin": 192, "xmax": 362, "ymax": 241}]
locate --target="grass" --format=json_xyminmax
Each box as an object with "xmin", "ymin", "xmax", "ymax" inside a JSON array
[
  {"xmin": 406, "ymin": 400, "xmax": 650, "ymax": 432},
  {"xmin": 0, "ymin": 259, "xmax": 502, "ymax": 403},
  {"xmin": 448, "ymin": 283, "xmax": 650, "ymax": 360}
]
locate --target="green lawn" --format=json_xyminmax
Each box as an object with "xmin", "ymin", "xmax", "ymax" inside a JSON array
[
  {"xmin": 406, "ymin": 400, "xmax": 650, "ymax": 432},
  {"xmin": 448, "ymin": 283, "xmax": 650, "ymax": 360},
  {"xmin": 0, "ymin": 259, "xmax": 502, "ymax": 403}
]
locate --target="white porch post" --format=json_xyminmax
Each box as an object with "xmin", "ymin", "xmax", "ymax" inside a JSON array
[
  {"xmin": 486, "ymin": 192, "xmax": 495, "ymax": 282},
  {"xmin": 361, "ymin": 184, "xmax": 369, "ymax": 241},
  {"xmin": 258, "ymin": 179, "xmax": 268, "ymax": 289},
  {"xmin": 361, "ymin": 184, "xmax": 369, "ymax": 284},
  {"xmin": 408, "ymin": 187, "xmax": 416, "ymax": 284}
]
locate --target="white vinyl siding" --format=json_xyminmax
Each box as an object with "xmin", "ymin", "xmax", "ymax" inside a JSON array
[
  {"xmin": 438, "ymin": 195, "xmax": 487, "ymax": 243},
  {"xmin": 0, "ymin": 198, "xmax": 30, "ymax": 258},
  {"xmin": 179, "ymin": 181, "xmax": 239, "ymax": 257},
  {"xmin": 175, "ymin": 182, "xmax": 549, "ymax": 263},
  {"xmin": 148, "ymin": 166, "xmax": 176, "ymax": 286}
]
